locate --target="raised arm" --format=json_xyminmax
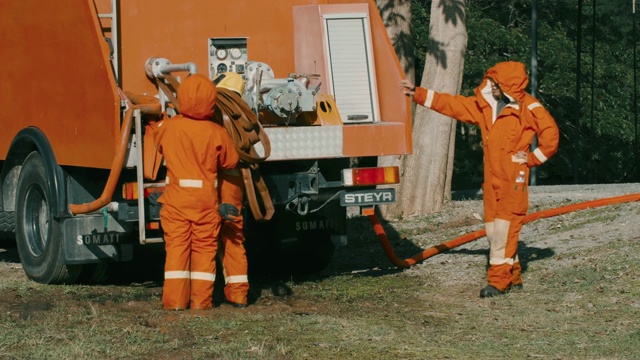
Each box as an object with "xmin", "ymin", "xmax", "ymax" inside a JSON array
[{"xmin": 401, "ymin": 80, "xmax": 482, "ymax": 125}]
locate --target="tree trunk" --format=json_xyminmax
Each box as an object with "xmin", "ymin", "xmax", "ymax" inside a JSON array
[
  {"xmin": 391, "ymin": 0, "xmax": 467, "ymax": 218},
  {"xmin": 375, "ymin": 0, "xmax": 414, "ymax": 219},
  {"xmin": 374, "ymin": 0, "xmax": 414, "ymax": 83}
]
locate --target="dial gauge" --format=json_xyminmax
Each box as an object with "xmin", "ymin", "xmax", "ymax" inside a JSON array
[
  {"xmin": 215, "ymin": 48, "xmax": 228, "ymax": 60},
  {"xmin": 229, "ymin": 47, "xmax": 243, "ymax": 60}
]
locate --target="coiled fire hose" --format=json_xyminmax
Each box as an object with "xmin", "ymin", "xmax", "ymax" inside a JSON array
[
  {"xmin": 155, "ymin": 73, "xmax": 275, "ymax": 222},
  {"xmin": 371, "ymin": 193, "xmax": 640, "ymax": 269},
  {"xmin": 214, "ymin": 88, "xmax": 274, "ymax": 222}
]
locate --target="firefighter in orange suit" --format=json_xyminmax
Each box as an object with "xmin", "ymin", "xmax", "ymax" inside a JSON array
[
  {"xmin": 153, "ymin": 74, "xmax": 239, "ymax": 310},
  {"xmin": 401, "ymin": 61, "xmax": 559, "ymax": 298},
  {"xmin": 212, "ymin": 72, "xmax": 250, "ymax": 307},
  {"xmin": 217, "ymin": 169, "xmax": 248, "ymax": 307}
]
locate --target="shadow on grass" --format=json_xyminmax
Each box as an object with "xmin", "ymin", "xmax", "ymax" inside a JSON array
[
  {"xmin": 449, "ymin": 243, "xmax": 555, "ymax": 274},
  {"xmin": 350, "ymin": 215, "xmax": 556, "ymax": 277}
]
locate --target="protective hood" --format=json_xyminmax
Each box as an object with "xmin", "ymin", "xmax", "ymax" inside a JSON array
[
  {"xmin": 483, "ymin": 61, "xmax": 529, "ymax": 103},
  {"xmin": 178, "ymin": 74, "xmax": 218, "ymax": 120}
]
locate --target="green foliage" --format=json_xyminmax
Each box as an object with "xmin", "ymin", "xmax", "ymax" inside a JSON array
[{"xmin": 411, "ymin": 0, "xmax": 640, "ymax": 188}]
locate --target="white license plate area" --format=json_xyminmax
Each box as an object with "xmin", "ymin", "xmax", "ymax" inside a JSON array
[{"xmin": 339, "ymin": 189, "xmax": 396, "ymax": 206}]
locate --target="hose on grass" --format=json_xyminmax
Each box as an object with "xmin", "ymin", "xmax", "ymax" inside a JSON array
[{"xmin": 370, "ymin": 193, "xmax": 640, "ymax": 269}]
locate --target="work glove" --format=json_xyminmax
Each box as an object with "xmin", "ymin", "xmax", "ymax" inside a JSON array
[
  {"xmin": 219, "ymin": 203, "xmax": 239, "ymax": 221},
  {"xmin": 511, "ymin": 151, "xmax": 528, "ymax": 165},
  {"xmin": 148, "ymin": 190, "xmax": 163, "ymax": 206}
]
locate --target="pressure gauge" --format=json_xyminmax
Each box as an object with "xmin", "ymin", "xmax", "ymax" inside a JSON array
[
  {"xmin": 215, "ymin": 48, "xmax": 228, "ymax": 60},
  {"xmin": 229, "ymin": 47, "xmax": 242, "ymax": 60},
  {"xmin": 217, "ymin": 63, "xmax": 228, "ymax": 75}
]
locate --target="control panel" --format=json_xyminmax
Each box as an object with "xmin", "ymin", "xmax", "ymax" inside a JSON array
[{"xmin": 208, "ymin": 37, "xmax": 248, "ymax": 80}]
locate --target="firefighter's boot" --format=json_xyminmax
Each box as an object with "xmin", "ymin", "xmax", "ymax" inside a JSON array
[{"xmin": 480, "ymin": 285, "xmax": 504, "ymax": 298}]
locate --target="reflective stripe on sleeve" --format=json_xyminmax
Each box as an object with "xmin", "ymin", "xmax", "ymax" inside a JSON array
[
  {"xmin": 179, "ymin": 179, "xmax": 203, "ymax": 188},
  {"xmin": 191, "ymin": 272, "xmax": 216, "ymax": 282},
  {"xmin": 528, "ymin": 102, "xmax": 542, "ymax": 111},
  {"xmin": 165, "ymin": 270, "xmax": 190, "ymax": 279},
  {"xmin": 533, "ymin": 147, "xmax": 548, "ymax": 164},
  {"xmin": 425, "ymin": 89, "xmax": 435, "ymax": 108},
  {"xmin": 225, "ymin": 275, "xmax": 249, "ymax": 284},
  {"xmin": 165, "ymin": 176, "xmax": 170, "ymax": 184},
  {"xmin": 489, "ymin": 258, "xmax": 515, "ymax": 266}
]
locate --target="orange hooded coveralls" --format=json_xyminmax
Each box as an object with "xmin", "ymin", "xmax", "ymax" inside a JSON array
[
  {"xmin": 212, "ymin": 81, "xmax": 250, "ymax": 306},
  {"xmin": 412, "ymin": 61, "xmax": 559, "ymax": 292},
  {"xmin": 218, "ymin": 167, "xmax": 249, "ymax": 306},
  {"xmin": 154, "ymin": 74, "xmax": 239, "ymax": 310}
]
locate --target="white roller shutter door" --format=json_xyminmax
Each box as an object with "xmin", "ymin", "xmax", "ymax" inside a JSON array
[{"xmin": 324, "ymin": 15, "xmax": 379, "ymax": 123}]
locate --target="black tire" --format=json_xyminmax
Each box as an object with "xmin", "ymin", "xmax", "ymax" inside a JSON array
[
  {"xmin": 15, "ymin": 152, "xmax": 81, "ymax": 284},
  {"xmin": 77, "ymin": 263, "xmax": 110, "ymax": 284},
  {"xmin": 279, "ymin": 231, "xmax": 335, "ymax": 275},
  {"xmin": 246, "ymin": 226, "xmax": 335, "ymax": 276}
]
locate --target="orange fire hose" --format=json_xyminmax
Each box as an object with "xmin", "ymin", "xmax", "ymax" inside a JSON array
[
  {"xmin": 68, "ymin": 89, "xmax": 134, "ymax": 215},
  {"xmin": 370, "ymin": 192, "xmax": 640, "ymax": 269}
]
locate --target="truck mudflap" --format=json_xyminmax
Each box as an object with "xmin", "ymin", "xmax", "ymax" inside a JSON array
[
  {"xmin": 62, "ymin": 214, "xmax": 133, "ymax": 264},
  {"xmin": 244, "ymin": 200, "xmax": 346, "ymax": 275}
]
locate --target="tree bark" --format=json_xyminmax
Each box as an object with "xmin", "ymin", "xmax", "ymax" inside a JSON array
[
  {"xmin": 375, "ymin": 0, "xmax": 414, "ymax": 218},
  {"xmin": 391, "ymin": 0, "xmax": 467, "ymax": 218},
  {"xmin": 374, "ymin": 0, "xmax": 415, "ymax": 83}
]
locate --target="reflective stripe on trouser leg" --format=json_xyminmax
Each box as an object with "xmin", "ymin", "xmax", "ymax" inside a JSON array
[
  {"xmin": 189, "ymin": 210, "xmax": 220, "ymax": 310},
  {"xmin": 161, "ymin": 206, "xmax": 192, "ymax": 310},
  {"xmin": 221, "ymin": 220, "xmax": 249, "ymax": 305},
  {"xmin": 485, "ymin": 221, "xmax": 495, "ymax": 249},
  {"xmin": 487, "ymin": 218, "xmax": 512, "ymax": 291},
  {"xmin": 487, "ymin": 216, "xmax": 524, "ymax": 291},
  {"xmin": 219, "ymin": 170, "xmax": 249, "ymax": 305}
]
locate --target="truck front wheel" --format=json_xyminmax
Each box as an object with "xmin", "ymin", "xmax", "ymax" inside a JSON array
[{"xmin": 15, "ymin": 152, "xmax": 81, "ymax": 284}]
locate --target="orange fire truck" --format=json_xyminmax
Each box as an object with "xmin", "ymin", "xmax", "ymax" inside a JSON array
[{"xmin": 0, "ymin": 0, "xmax": 412, "ymax": 283}]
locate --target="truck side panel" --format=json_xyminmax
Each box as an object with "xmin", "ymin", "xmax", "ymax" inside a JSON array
[
  {"xmin": 116, "ymin": 0, "xmax": 314, "ymax": 94},
  {"xmin": 293, "ymin": 3, "xmax": 412, "ymax": 156},
  {"xmin": 114, "ymin": 0, "xmax": 411, "ymax": 158},
  {"xmin": 0, "ymin": 0, "xmax": 120, "ymax": 169}
]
